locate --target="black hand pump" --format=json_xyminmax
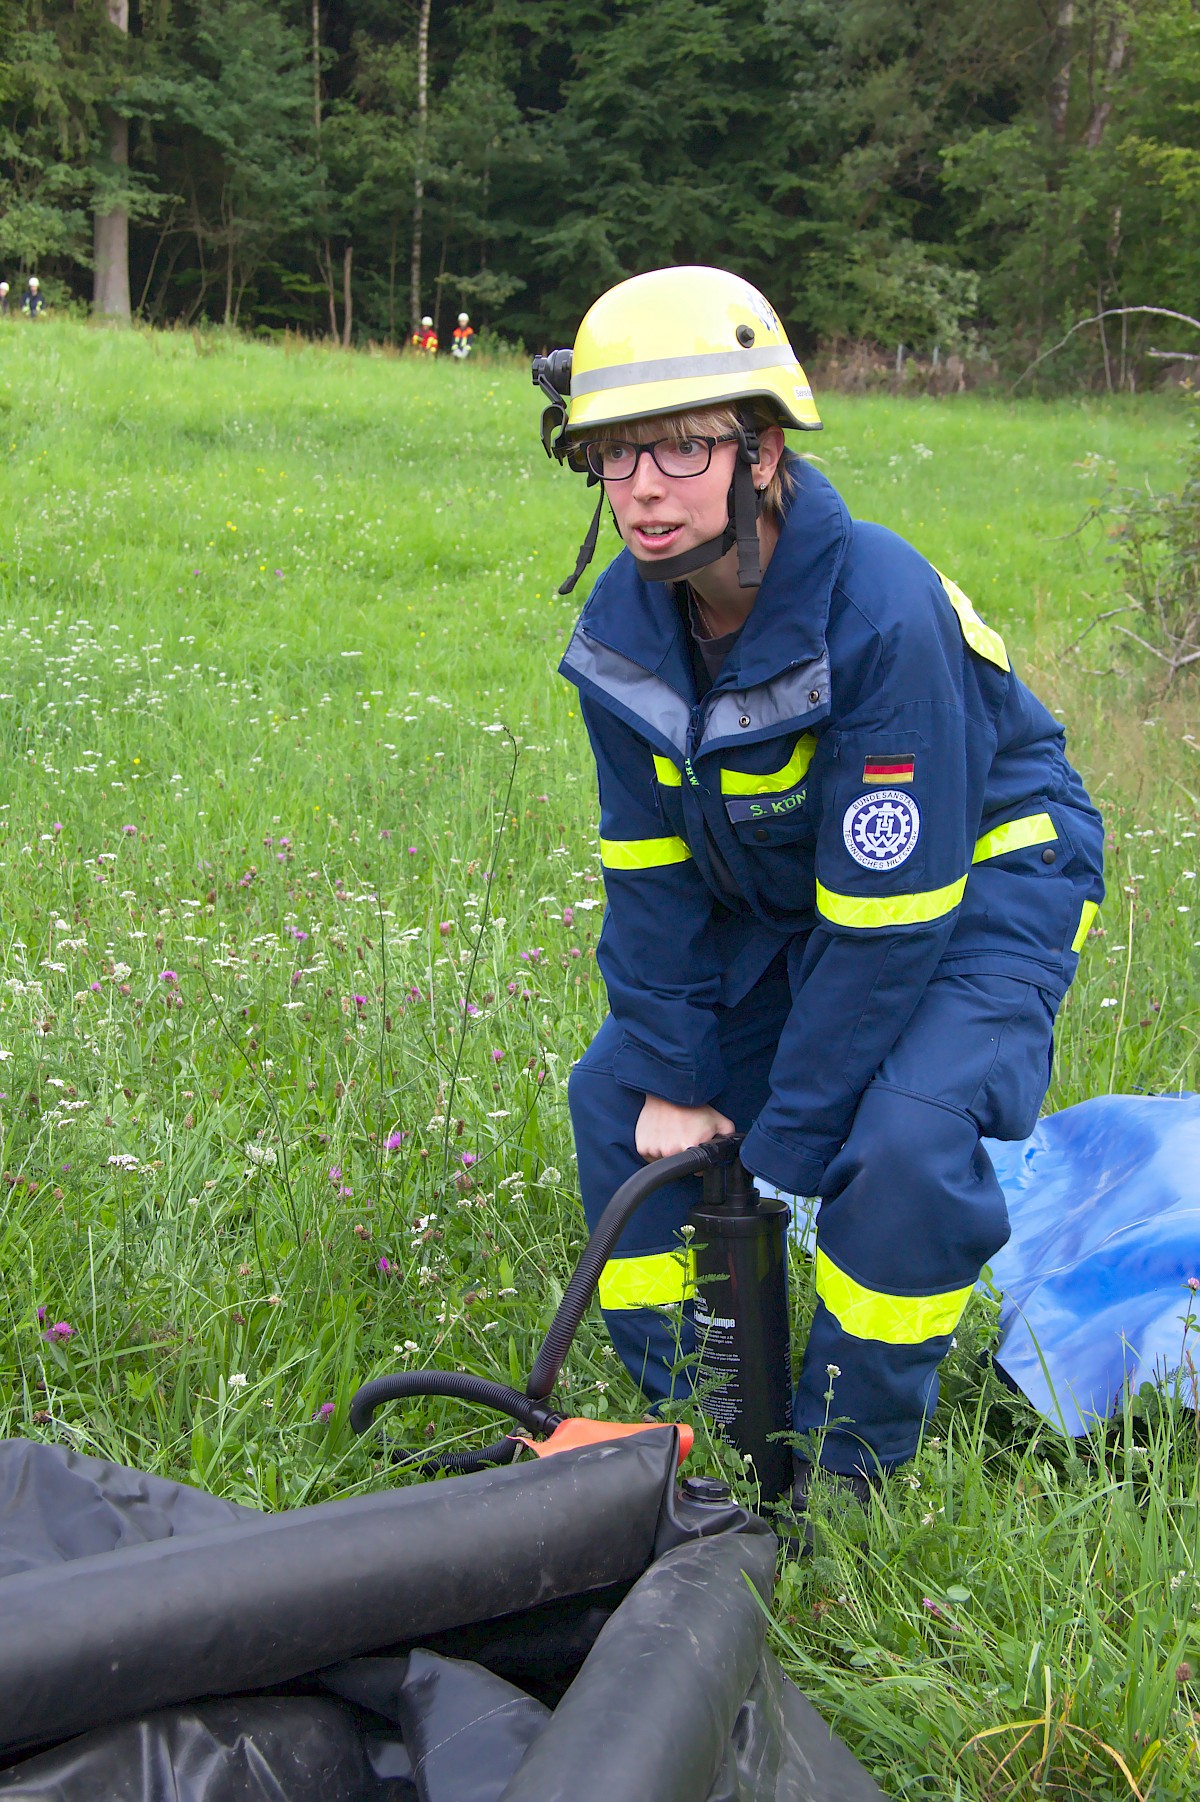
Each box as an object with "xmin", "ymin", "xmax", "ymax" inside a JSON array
[{"xmin": 350, "ymin": 1136, "xmax": 795, "ymax": 1503}]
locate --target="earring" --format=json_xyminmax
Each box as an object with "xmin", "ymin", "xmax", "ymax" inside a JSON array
[{"xmin": 756, "ymin": 483, "xmax": 766, "ymax": 494}]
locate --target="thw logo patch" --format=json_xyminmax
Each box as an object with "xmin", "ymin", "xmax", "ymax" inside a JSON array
[{"xmin": 842, "ymin": 790, "xmax": 920, "ymax": 870}]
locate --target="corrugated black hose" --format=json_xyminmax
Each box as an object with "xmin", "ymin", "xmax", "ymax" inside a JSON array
[{"xmin": 350, "ymin": 1135, "xmax": 745, "ymax": 1473}]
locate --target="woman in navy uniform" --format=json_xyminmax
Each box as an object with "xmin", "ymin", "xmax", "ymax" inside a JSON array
[{"xmin": 534, "ymin": 266, "xmax": 1104, "ymax": 1500}]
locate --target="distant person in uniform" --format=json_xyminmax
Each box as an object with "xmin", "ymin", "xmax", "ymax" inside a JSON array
[
  {"xmin": 451, "ymin": 312, "xmax": 475, "ymax": 360},
  {"xmin": 410, "ymin": 314, "xmax": 438, "ymax": 354},
  {"xmin": 22, "ymin": 277, "xmax": 44, "ymax": 318}
]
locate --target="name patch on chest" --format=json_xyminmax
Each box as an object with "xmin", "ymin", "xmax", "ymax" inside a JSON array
[
  {"xmin": 726, "ymin": 786, "xmax": 808, "ymax": 825},
  {"xmin": 843, "ymin": 789, "xmax": 920, "ymax": 869}
]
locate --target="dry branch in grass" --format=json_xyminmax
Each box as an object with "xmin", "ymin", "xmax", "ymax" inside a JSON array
[{"xmin": 1014, "ymin": 307, "xmax": 1200, "ymax": 390}]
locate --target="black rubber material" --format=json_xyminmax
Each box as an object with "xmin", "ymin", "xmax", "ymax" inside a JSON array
[
  {"xmin": 524, "ymin": 1135, "xmax": 744, "ymax": 1402},
  {"xmin": 0, "ymin": 1433, "xmax": 680, "ymax": 1758}
]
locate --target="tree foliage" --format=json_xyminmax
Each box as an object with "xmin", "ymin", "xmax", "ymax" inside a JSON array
[{"xmin": 0, "ymin": 0, "xmax": 1195, "ymax": 373}]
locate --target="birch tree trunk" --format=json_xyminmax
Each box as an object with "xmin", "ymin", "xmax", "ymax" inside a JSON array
[
  {"xmin": 93, "ymin": 0, "xmax": 132, "ymax": 320},
  {"xmin": 1084, "ymin": 15, "xmax": 1130, "ymax": 150},
  {"xmin": 409, "ymin": 0, "xmax": 431, "ymax": 335},
  {"xmin": 342, "ymin": 243, "xmax": 353, "ymax": 348},
  {"xmin": 1047, "ymin": 0, "xmax": 1075, "ymax": 141}
]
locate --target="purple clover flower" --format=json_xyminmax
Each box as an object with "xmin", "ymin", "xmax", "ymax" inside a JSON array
[
  {"xmin": 44, "ymin": 1321, "xmax": 75, "ymax": 1343},
  {"xmin": 385, "ymin": 1131, "xmax": 407, "ymax": 1150},
  {"xmin": 313, "ymin": 1401, "xmax": 335, "ymax": 1421}
]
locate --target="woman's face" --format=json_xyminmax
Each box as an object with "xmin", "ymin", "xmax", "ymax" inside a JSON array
[{"xmin": 600, "ymin": 428, "xmax": 741, "ymax": 568}]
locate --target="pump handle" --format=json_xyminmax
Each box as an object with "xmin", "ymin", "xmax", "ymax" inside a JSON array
[{"xmin": 524, "ymin": 1134, "xmax": 745, "ymax": 1404}]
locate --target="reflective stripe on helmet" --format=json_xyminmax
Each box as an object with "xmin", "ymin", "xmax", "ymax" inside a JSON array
[{"xmin": 572, "ymin": 343, "xmax": 794, "ymax": 396}]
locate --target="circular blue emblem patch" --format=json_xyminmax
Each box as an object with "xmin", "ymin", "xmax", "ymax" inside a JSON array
[{"xmin": 842, "ymin": 789, "xmax": 920, "ymax": 870}]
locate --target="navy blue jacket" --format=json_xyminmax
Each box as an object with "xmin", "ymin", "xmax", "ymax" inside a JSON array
[{"xmin": 559, "ymin": 458, "xmax": 1105, "ymax": 1198}]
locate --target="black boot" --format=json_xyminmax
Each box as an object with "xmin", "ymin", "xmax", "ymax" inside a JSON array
[
  {"xmin": 778, "ymin": 1458, "xmax": 875, "ymax": 1558},
  {"xmin": 791, "ymin": 1457, "xmax": 875, "ymax": 1512}
]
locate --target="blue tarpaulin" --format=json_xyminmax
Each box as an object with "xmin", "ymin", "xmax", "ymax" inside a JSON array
[{"xmin": 986, "ymin": 1093, "xmax": 1200, "ymax": 1436}]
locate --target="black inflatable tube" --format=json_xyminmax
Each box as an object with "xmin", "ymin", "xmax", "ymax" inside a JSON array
[
  {"xmin": 524, "ymin": 1136, "xmax": 743, "ymax": 1402},
  {"xmin": 497, "ymin": 1526, "xmax": 776, "ymax": 1802},
  {"xmin": 0, "ymin": 1433, "xmax": 678, "ymax": 1758}
]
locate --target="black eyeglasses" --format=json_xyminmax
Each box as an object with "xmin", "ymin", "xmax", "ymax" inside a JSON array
[{"xmin": 575, "ymin": 434, "xmax": 739, "ymax": 481}]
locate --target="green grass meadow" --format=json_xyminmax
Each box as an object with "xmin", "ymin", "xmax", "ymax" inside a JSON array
[{"xmin": 1, "ymin": 320, "xmax": 1198, "ymax": 1797}]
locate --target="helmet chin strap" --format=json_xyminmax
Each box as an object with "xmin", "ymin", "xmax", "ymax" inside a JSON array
[
  {"xmin": 558, "ymin": 483, "xmax": 607, "ymax": 596},
  {"xmin": 557, "ymin": 424, "xmax": 764, "ymax": 597}
]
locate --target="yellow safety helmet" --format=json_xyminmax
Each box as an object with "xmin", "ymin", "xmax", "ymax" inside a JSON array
[
  {"xmin": 533, "ymin": 266, "xmax": 821, "ymax": 593},
  {"xmin": 568, "ymin": 265, "xmax": 819, "ymax": 437}
]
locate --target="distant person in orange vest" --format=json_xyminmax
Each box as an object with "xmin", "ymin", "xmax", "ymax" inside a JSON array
[
  {"xmin": 410, "ymin": 314, "xmax": 438, "ymax": 354},
  {"xmin": 22, "ymin": 276, "xmax": 44, "ymax": 318},
  {"xmin": 451, "ymin": 312, "xmax": 475, "ymax": 360}
]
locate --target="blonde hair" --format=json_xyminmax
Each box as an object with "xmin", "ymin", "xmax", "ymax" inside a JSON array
[{"xmin": 592, "ymin": 402, "xmax": 794, "ymax": 517}]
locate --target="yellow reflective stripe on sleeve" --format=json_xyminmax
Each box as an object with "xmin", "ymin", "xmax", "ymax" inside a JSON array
[
  {"xmin": 600, "ymin": 835, "xmax": 692, "ymax": 870},
  {"xmin": 815, "ymin": 1249, "xmax": 972, "ymax": 1345},
  {"xmin": 1071, "ymin": 899, "xmax": 1099, "ymax": 953},
  {"xmin": 934, "ymin": 570, "xmax": 1010, "ymax": 672},
  {"xmin": 972, "ymin": 812, "xmax": 1056, "ymax": 863},
  {"xmin": 652, "ymin": 754, "xmax": 682, "ymax": 787},
  {"xmin": 720, "ymin": 732, "xmax": 818, "ymax": 796},
  {"xmin": 597, "ymin": 1249, "xmax": 695, "ymax": 1311},
  {"xmin": 815, "ymin": 874, "xmax": 967, "ymax": 929}
]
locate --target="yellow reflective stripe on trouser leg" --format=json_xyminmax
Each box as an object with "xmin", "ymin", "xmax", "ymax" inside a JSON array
[
  {"xmin": 816, "ymin": 874, "xmax": 967, "ymax": 929},
  {"xmin": 600, "ymin": 836, "xmax": 692, "ymax": 870},
  {"xmin": 720, "ymin": 733, "xmax": 818, "ymax": 796},
  {"xmin": 1072, "ymin": 899, "xmax": 1099, "ymax": 952},
  {"xmin": 652, "ymin": 754, "xmax": 682, "ymax": 787},
  {"xmin": 815, "ymin": 1248, "xmax": 972, "ymax": 1345},
  {"xmin": 972, "ymin": 812, "xmax": 1056, "ymax": 862},
  {"xmin": 597, "ymin": 1249, "xmax": 695, "ymax": 1311}
]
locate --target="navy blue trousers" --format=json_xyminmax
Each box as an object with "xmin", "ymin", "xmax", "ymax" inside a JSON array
[{"xmin": 568, "ymin": 967, "xmax": 1056, "ymax": 1473}]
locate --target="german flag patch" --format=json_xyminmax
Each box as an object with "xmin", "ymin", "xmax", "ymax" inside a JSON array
[{"xmin": 863, "ymin": 755, "xmax": 915, "ymax": 784}]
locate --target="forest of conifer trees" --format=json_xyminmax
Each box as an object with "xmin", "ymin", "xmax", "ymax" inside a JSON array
[{"xmin": 2, "ymin": 1, "xmax": 1198, "ymax": 380}]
